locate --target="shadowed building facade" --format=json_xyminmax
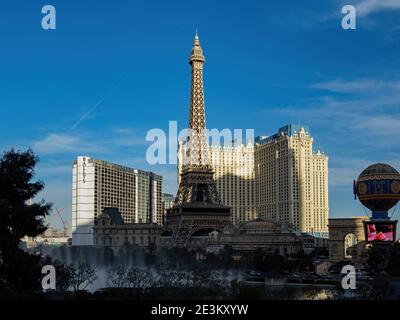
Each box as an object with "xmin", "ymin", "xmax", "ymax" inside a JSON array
[
  {"xmin": 93, "ymin": 208, "xmax": 163, "ymax": 253},
  {"xmin": 207, "ymin": 219, "xmax": 302, "ymax": 257},
  {"xmin": 178, "ymin": 141, "xmax": 256, "ymax": 226}
]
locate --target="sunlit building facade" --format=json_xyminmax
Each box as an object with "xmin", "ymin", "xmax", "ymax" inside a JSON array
[
  {"xmin": 177, "ymin": 124, "xmax": 328, "ymax": 234},
  {"xmin": 72, "ymin": 156, "xmax": 163, "ymax": 246},
  {"xmin": 255, "ymin": 125, "xmax": 329, "ymax": 236}
]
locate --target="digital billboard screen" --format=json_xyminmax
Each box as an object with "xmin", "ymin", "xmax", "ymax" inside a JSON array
[{"xmin": 364, "ymin": 221, "xmax": 397, "ymax": 243}]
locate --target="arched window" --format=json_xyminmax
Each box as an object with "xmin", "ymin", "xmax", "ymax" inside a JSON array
[{"xmin": 344, "ymin": 233, "xmax": 357, "ymax": 259}]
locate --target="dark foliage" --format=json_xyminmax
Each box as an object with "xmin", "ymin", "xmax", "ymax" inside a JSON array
[
  {"xmin": 0, "ymin": 149, "xmax": 52, "ymax": 296},
  {"xmin": 366, "ymin": 246, "xmax": 389, "ymax": 274},
  {"xmin": 386, "ymin": 242, "xmax": 400, "ymax": 276},
  {"xmin": 69, "ymin": 263, "xmax": 97, "ymax": 292}
]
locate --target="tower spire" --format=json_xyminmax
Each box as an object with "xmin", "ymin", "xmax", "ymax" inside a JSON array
[
  {"xmin": 166, "ymin": 35, "xmax": 231, "ymax": 248},
  {"xmin": 186, "ymin": 31, "xmax": 208, "ymax": 169},
  {"xmin": 190, "ymin": 32, "xmax": 205, "ymax": 64}
]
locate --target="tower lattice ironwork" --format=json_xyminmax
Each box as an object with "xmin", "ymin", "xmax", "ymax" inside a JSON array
[{"xmin": 166, "ymin": 33, "xmax": 231, "ymax": 247}]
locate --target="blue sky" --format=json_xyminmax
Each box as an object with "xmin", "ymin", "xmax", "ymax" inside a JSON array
[{"xmin": 1, "ymin": 0, "xmax": 400, "ymax": 229}]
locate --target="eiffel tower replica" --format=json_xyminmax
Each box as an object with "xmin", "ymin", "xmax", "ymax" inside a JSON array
[{"xmin": 166, "ymin": 33, "xmax": 231, "ymax": 247}]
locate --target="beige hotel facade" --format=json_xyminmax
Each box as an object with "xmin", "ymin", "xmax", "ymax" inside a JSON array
[
  {"xmin": 178, "ymin": 124, "xmax": 329, "ymax": 237},
  {"xmin": 255, "ymin": 125, "xmax": 329, "ymax": 237}
]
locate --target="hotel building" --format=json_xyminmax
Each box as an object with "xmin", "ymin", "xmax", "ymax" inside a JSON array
[
  {"xmin": 255, "ymin": 125, "xmax": 329, "ymax": 237},
  {"xmin": 178, "ymin": 141, "xmax": 256, "ymax": 225},
  {"xmin": 209, "ymin": 143, "xmax": 257, "ymax": 225},
  {"xmin": 177, "ymin": 124, "xmax": 329, "ymax": 236},
  {"xmin": 72, "ymin": 156, "xmax": 163, "ymax": 246}
]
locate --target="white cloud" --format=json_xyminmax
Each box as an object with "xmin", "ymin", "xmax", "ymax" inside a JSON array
[
  {"xmin": 266, "ymin": 1, "xmax": 400, "ymax": 31},
  {"xmin": 352, "ymin": 114, "xmax": 400, "ymax": 137},
  {"xmin": 312, "ymin": 78, "xmax": 400, "ymax": 94},
  {"xmin": 356, "ymin": 0, "xmax": 400, "ymax": 17},
  {"xmin": 31, "ymin": 126, "xmax": 148, "ymax": 156},
  {"xmin": 32, "ymin": 133, "xmax": 84, "ymax": 155}
]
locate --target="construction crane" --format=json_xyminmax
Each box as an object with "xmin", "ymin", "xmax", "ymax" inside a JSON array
[{"xmin": 53, "ymin": 207, "xmax": 69, "ymax": 238}]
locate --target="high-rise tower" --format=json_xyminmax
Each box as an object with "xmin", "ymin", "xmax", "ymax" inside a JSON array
[
  {"xmin": 185, "ymin": 32, "xmax": 209, "ymax": 170},
  {"xmin": 254, "ymin": 125, "xmax": 329, "ymax": 237},
  {"xmin": 166, "ymin": 34, "xmax": 231, "ymax": 247},
  {"xmin": 176, "ymin": 32, "xmax": 221, "ymax": 205}
]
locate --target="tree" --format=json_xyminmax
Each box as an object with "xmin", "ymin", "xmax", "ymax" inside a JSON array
[
  {"xmin": 191, "ymin": 268, "xmax": 212, "ymax": 288},
  {"xmin": 0, "ymin": 149, "xmax": 52, "ymax": 296},
  {"xmin": 42, "ymin": 257, "xmax": 73, "ymax": 293},
  {"xmin": 107, "ymin": 266, "xmax": 128, "ymax": 289},
  {"xmin": 126, "ymin": 268, "xmax": 154, "ymax": 289},
  {"xmin": 366, "ymin": 246, "xmax": 389, "ymax": 274},
  {"xmin": 53, "ymin": 261, "xmax": 74, "ymax": 293},
  {"xmin": 385, "ymin": 242, "xmax": 400, "ymax": 276},
  {"xmin": 155, "ymin": 268, "xmax": 188, "ymax": 288},
  {"xmin": 69, "ymin": 263, "xmax": 97, "ymax": 292}
]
